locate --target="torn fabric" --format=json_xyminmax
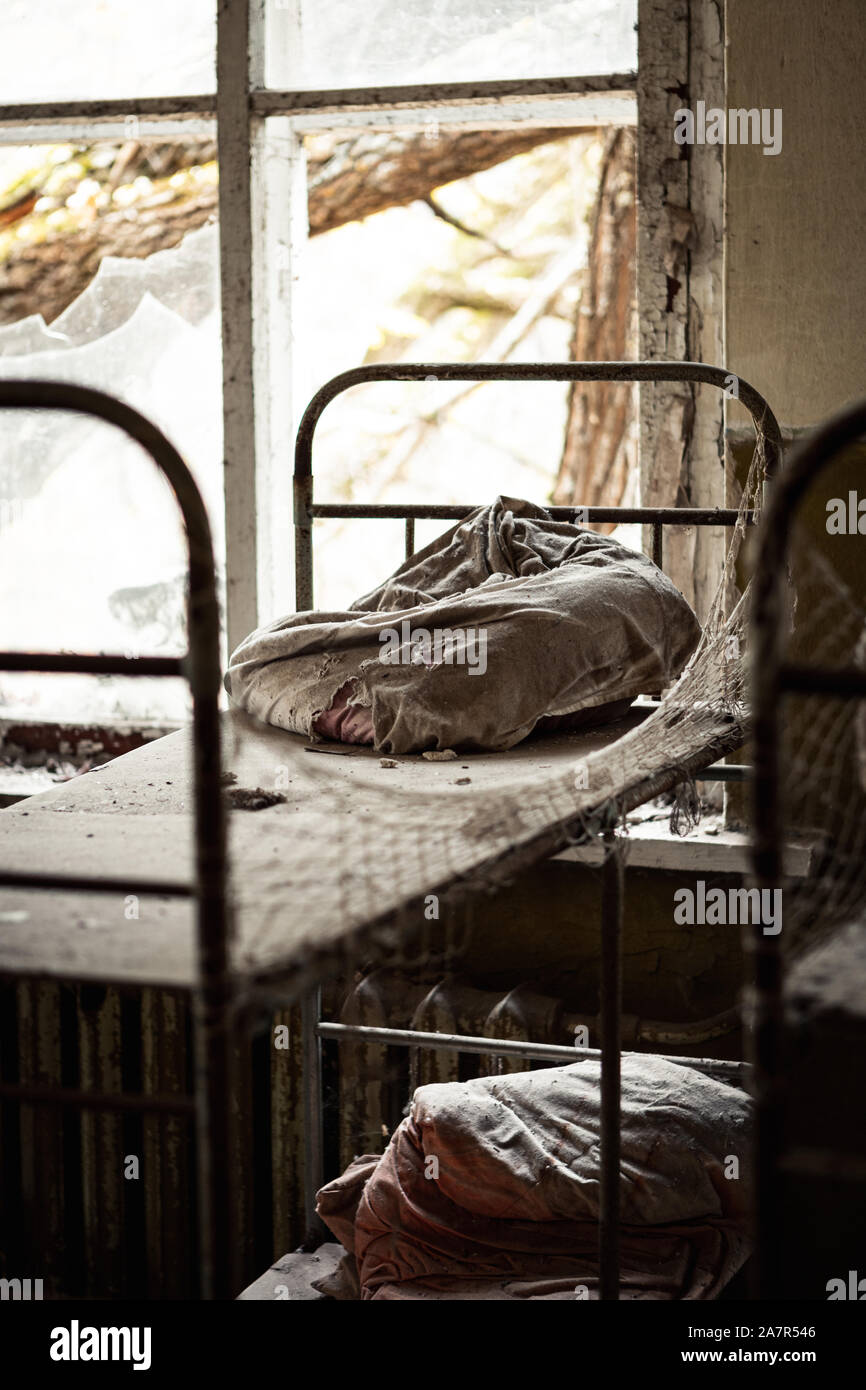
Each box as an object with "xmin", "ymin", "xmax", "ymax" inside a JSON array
[{"xmin": 226, "ymin": 497, "xmax": 702, "ymax": 755}]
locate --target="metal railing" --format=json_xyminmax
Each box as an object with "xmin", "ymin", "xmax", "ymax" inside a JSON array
[
  {"xmin": 294, "ymin": 360, "xmax": 782, "ymax": 611},
  {"xmin": 0, "ymin": 381, "xmax": 234, "ymax": 1300}
]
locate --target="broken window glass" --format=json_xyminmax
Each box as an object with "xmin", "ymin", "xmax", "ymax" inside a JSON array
[{"xmin": 0, "ymin": 187, "xmax": 222, "ymax": 723}]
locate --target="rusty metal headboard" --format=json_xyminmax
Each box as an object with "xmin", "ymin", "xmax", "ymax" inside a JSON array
[
  {"xmin": 293, "ymin": 360, "xmax": 783, "ymax": 612},
  {"xmin": 0, "ymin": 381, "xmax": 234, "ymax": 1300},
  {"xmin": 750, "ymin": 395, "xmax": 866, "ymax": 1301}
]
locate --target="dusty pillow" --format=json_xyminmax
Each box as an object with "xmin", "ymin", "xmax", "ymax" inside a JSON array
[{"xmin": 225, "ymin": 496, "xmax": 702, "ymax": 755}]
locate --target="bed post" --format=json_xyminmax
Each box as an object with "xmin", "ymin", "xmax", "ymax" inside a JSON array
[
  {"xmin": 0, "ymin": 381, "xmax": 234, "ymax": 1300},
  {"xmin": 302, "ymin": 987, "xmax": 326, "ymax": 1244},
  {"xmin": 599, "ymin": 825, "xmax": 624, "ymax": 1300}
]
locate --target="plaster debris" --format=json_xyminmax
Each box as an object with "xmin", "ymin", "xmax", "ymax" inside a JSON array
[{"xmin": 225, "ymin": 787, "xmax": 287, "ymax": 811}]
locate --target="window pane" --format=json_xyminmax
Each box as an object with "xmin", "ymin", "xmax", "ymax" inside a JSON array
[
  {"xmin": 0, "ymin": 143, "xmax": 222, "ymax": 723},
  {"xmin": 267, "ymin": 0, "xmax": 637, "ymax": 90},
  {"xmin": 0, "ymin": 0, "xmax": 216, "ymax": 104},
  {"xmin": 297, "ymin": 128, "xmax": 616, "ymax": 609}
]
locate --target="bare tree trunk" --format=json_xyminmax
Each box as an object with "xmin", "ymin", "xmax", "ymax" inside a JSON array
[
  {"xmin": 306, "ymin": 125, "xmax": 576, "ymax": 235},
  {"xmin": 552, "ymin": 127, "xmax": 637, "ymax": 526},
  {"xmin": 0, "ymin": 189, "xmax": 217, "ymax": 328},
  {"xmin": 0, "ymin": 127, "xmax": 578, "ymax": 327}
]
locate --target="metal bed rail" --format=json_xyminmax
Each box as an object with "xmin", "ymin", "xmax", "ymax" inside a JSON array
[
  {"xmin": 750, "ymin": 395, "xmax": 866, "ymax": 1301},
  {"xmin": 293, "ymin": 360, "xmax": 782, "ymax": 1300},
  {"xmin": 0, "ymin": 381, "xmax": 234, "ymax": 1300},
  {"xmin": 294, "ymin": 360, "xmax": 782, "ymax": 610}
]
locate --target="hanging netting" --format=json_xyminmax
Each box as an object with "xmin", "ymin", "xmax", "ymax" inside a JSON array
[
  {"xmin": 767, "ymin": 516, "xmax": 866, "ymax": 955},
  {"xmin": 549, "ymin": 421, "xmax": 866, "ymax": 960},
  {"xmin": 378, "ymin": 416, "xmax": 866, "ymax": 968}
]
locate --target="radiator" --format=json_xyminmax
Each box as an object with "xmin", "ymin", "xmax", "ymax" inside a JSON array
[
  {"xmin": 0, "ymin": 968, "xmax": 737, "ymax": 1296},
  {"xmin": 334, "ymin": 968, "xmax": 739, "ymax": 1170},
  {"xmin": 0, "ymin": 979, "xmax": 305, "ymax": 1299}
]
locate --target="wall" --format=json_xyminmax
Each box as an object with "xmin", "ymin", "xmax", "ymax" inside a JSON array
[{"xmin": 725, "ymin": 0, "xmax": 866, "ymax": 429}]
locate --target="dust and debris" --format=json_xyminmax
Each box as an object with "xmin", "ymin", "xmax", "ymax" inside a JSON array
[
  {"xmin": 422, "ymin": 749, "xmax": 458, "ymax": 761},
  {"xmin": 454, "ymin": 777, "xmax": 471, "ymax": 785},
  {"xmin": 379, "ymin": 759, "xmax": 398, "ymax": 769},
  {"xmin": 220, "ymin": 771, "xmax": 238, "ymax": 787},
  {"xmin": 225, "ymin": 787, "xmax": 287, "ymax": 811}
]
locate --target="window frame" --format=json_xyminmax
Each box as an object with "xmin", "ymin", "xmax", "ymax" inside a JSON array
[{"xmin": 0, "ymin": 0, "xmax": 723, "ymax": 657}]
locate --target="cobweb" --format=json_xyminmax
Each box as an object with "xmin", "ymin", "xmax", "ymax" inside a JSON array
[
  {"xmin": 593, "ymin": 423, "xmax": 866, "ymax": 958},
  {"xmin": 396, "ymin": 418, "xmax": 865, "ymax": 974},
  {"xmin": 771, "ymin": 527, "xmax": 866, "ymax": 952}
]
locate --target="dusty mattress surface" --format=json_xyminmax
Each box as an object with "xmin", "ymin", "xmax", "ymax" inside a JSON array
[
  {"xmin": 226, "ymin": 497, "xmax": 702, "ymax": 755},
  {"xmin": 0, "ymin": 706, "xmax": 657, "ymax": 989}
]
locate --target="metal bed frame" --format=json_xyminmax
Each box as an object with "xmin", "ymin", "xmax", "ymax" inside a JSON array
[
  {"xmin": 750, "ymin": 394, "xmax": 866, "ymax": 1301},
  {"xmin": 293, "ymin": 360, "xmax": 783, "ymax": 1300},
  {"xmin": 0, "ymin": 363, "xmax": 801, "ymax": 1303},
  {"xmin": 0, "ymin": 381, "xmax": 235, "ymax": 1300}
]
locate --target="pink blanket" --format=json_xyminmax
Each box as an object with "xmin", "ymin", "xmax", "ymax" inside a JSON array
[{"xmin": 316, "ymin": 1056, "xmax": 751, "ymax": 1300}]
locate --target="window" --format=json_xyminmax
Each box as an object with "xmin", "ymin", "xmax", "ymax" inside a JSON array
[
  {"xmin": 6, "ymin": 3, "xmax": 730, "ymax": 738},
  {"xmin": 0, "ymin": 144, "xmax": 221, "ymax": 722}
]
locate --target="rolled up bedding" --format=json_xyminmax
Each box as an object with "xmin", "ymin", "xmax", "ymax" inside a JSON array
[
  {"xmin": 225, "ymin": 496, "xmax": 702, "ymax": 756},
  {"xmin": 314, "ymin": 1055, "xmax": 752, "ymax": 1300}
]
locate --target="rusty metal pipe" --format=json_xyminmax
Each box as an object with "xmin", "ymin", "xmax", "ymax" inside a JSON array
[
  {"xmin": 599, "ymin": 830, "xmax": 623, "ymax": 1300},
  {"xmin": 0, "ymin": 653, "xmax": 184, "ymax": 676},
  {"xmin": 316, "ymin": 1021, "xmax": 745, "ymax": 1082},
  {"xmin": 0, "ymin": 381, "xmax": 232, "ymax": 1300},
  {"xmin": 0, "ymin": 871, "xmax": 192, "ymax": 895},
  {"xmin": 311, "ymin": 502, "xmax": 751, "ymax": 524},
  {"xmin": 301, "ymin": 988, "xmax": 325, "ymax": 1244}
]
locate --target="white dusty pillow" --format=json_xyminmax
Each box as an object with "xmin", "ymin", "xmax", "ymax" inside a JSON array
[{"xmin": 225, "ymin": 497, "xmax": 702, "ymax": 756}]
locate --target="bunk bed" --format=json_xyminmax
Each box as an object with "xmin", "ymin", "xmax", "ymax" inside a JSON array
[{"xmin": 0, "ymin": 363, "xmax": 783, "ymax": 1300}]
